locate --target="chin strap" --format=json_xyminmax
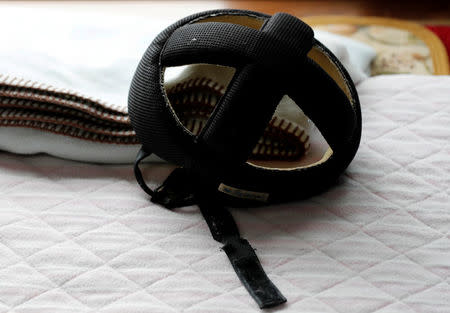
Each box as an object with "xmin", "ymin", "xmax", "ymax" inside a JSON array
[
  {"xmin": 196, "ymin": 185, "xmax": 286, "ymax": 309},
  {"xmin": 133, "ymin": 147, "xmax": 286, "ymax": 309},
  {"xmin": 133, "ymin": 148, "xmax": 155, "ymax": 197}
]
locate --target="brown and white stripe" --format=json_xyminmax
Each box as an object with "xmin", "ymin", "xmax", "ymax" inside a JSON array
[{"xmin": 0, "ymin": 74, "xmax": 310, "ymax": 160}]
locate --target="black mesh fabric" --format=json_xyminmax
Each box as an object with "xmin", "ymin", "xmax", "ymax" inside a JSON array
[
  {"xmin": 161, "ymin": 13, "xmax": 313, "ymax": 68},
  {"xmin": 197, "ymin": 63, "xmax": 283, "ymax": 167},
  {"xmin": 162, "ymin": 22, "xmax": 262, "ymax": 67}
]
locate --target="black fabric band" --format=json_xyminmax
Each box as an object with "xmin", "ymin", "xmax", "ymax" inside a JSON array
[
  {"xmin": 197, "ymin": 63, "xmax": 283, "ymax": 166},
  {"xmin": 196, "ymin": 185, "xmax": 286, "ymax": 309},
  {"xmin": 134, "ymin": 148, "xmax": 196, "ymax": 208},
  {"xmin": 133, "ymin": 162, "xmax": 286, "ymax": 309},
  {"xmin": 133, "ymin": 147, "xmax": 154, "ymax": 197},
  {"xmin": 162, "ymin": 13, "xmax": 313, "ymax": 69},
  {"xmin": 223, "ymin": 238, "xmax": 287, "ymax": 309}
]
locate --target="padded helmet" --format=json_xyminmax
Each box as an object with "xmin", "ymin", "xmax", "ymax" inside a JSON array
[{"xmin": 128, "ymin": 9, "xmax": 361, "ymax": 309}]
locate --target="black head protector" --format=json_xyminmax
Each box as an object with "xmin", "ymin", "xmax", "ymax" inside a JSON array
[{"xmin": 129, "ymin": 9, "xmax": 361, "ymax": 309}]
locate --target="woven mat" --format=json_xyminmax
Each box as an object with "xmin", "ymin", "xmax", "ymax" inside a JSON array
[{"xmin": 305, "ymin": 16, "xmax": 449, "ymax": 75}]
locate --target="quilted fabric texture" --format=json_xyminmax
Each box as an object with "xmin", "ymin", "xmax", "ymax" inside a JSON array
[{"xmin": 0, "ymin": 75, "xmax": 449, "ymax": 312}]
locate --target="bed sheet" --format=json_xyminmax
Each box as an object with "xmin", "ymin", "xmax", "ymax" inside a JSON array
[{"xmin": 0, "ymin": 74, "xmax": 449, "ymax": 312}]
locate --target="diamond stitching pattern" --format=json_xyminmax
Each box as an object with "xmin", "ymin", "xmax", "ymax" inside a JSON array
[{"xmin": 0, "ymin": 75, "xmax": 449, "ymax": 312}]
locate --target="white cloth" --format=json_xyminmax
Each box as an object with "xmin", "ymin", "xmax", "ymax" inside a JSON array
[
  {"xmin": 314, "ymin": 30, "xmax": 376, "ymax": 84},
  {"xmin": 0, "ymin": 128, "xmax": 163, "ymax": 164}
]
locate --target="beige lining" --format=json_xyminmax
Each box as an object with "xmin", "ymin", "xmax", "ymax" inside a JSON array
[
  {"xmin": 307, "ymin": 47, "xmax": 353, "ymax": 102},
  {"xmin": 195, "ymin": 14, "xmax": 265, "ymax": 30}
]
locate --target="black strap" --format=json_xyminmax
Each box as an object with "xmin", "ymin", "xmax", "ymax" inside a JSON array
[
  {"xmin": 161, "ymin": 21, "xmax": 262, "ymax": 67},
  {"xmin": 134, "ymin": 147, "xmax": 196, "ymax": 208},
  {"xmin": 198, "ymin": 63, "xmax": 283, "ymax": 166},
  {"xmin": 196, "ymin": 187, "xmax": 286, "ymax": 309},
  {"xmin": 134, "ymin": 147, "xmax": 154, "ymax": 197},
  {"xmin": 161, "ymin": 13, "xmax": 313, "ymax": 69},
  {"xmin": 134, "ymin": 157, "xmax": 286, "ymax": 308},
  {"xmin": 286, "ymin": 57, "xmax": 357, "ymax": 153}
]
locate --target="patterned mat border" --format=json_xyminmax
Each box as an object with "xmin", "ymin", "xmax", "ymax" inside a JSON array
[{"xmin": 303, "ymin": 15, "xmax": 449, "ymax": 75}]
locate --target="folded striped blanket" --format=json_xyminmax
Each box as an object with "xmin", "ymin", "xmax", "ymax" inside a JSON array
[
  {"xmin": 0, "ymin": 74, "xmax": 311, "ymax": 164},
  {"xmin": 0, "ymin": 75, "xmax": 133, "ymax": 144}
]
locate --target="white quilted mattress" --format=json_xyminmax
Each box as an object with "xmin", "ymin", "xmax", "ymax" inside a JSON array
[{"xmin": 0, "ymin": 74, "xmax": 449, "ymax": 313}]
